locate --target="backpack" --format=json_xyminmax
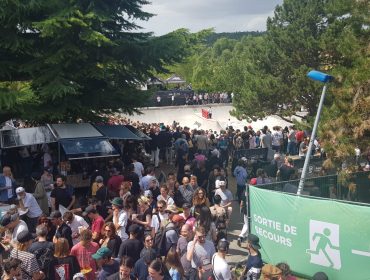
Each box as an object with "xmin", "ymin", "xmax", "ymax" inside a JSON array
[{"xmin": 153, "ymin": 222, "xmax": 176, "ymax": 257}]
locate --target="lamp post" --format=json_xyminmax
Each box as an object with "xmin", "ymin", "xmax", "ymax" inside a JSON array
[{"xmin": 297, "ymin": 70, "xmax": 334, "ymax": 195}]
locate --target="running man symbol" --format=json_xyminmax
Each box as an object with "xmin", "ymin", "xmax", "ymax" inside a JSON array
[{"xmin": 306, "ymin": 220, "xmax": 341, "ymax": 270}]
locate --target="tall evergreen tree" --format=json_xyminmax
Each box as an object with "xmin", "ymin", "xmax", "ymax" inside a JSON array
[{"xmin": 0, "ymin": 0, "xmax": 195, "ymax": 123}]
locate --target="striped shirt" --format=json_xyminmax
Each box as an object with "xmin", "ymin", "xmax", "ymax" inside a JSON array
[{"xmin": 10, "ymin": 249, "xmax": 40, "ymax": 280}]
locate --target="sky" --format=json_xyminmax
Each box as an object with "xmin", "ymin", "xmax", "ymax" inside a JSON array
[{"xmin": 136, "ymin": 0, "xmax": 284, "ymax": 36}]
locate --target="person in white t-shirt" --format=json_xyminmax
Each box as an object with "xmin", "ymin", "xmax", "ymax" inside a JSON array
[
  {"xmin": 157, "ymin": 185, "xmax": 174, "ymax": 206},
  {"xmin": 132, "ymin": 156, "xmax": 144, "ymax": 179},
  {"xmin": 151, "ymin": 200, "xmax": 168, "ymax": 235},
  {"xmin": 16, "ymin": 187, "xmax": 42, "ymax": 233},
  {"xmin": 63, "ymin": 211, "xmax": 89, "ymax": 245},
  {"xmin": 212, "ymin": 239, "xmax": 232, "ymax": 280},
  {"xmin": 111, "ymin": 197, "xmax": 128, "ymax": 241},
  {"xmin": 214, "ymin": 180, "xmax": 233, "ymax": 218},
  {"xmin": 0, "ymin": 212, "xmax": 29, "ymax": 244}
]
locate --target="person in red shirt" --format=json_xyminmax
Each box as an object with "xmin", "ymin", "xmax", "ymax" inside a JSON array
[
  {"xmin": 107, "ymin": 168, "xmax": 124, "ymax": 196},
  {"xmin": 70, "ymin": 229, "xmax": 99, "ymax": 280},
  {"xmin": 83, "ymin": 205, "xmax": 104, "ymax": 242},
  {"xmin": 295, "ymin": 130, "xmax": 305, "ymax": 152}
]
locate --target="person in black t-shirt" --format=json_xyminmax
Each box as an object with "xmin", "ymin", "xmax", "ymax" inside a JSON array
[
  {"xmin": 118, "ymin": 224, "xmax": 143, "ymax": 263},
  {"xmin": 29, "ymin": 224, "xmax": 55, "ymax": 275},
  {"xmin": 50, "ymin": 210, "xmax": 73, "ymax": 249},
  {"xmin": 278, "ymin": 157, "xmax": 296, "ymax": 181},
  {"xmin": 50, "ymin": 175, "xmax": 75, "ymax": 211}
]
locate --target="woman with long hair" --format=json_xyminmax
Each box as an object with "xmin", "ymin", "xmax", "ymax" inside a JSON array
[
  {"xmin": 37, "ymin": 214, "xmax": 56, "ymax": 242},
  {"xmin": 148, "ymin": 259, "xmax": 171, "ymax": 280},
  {"xmin": 140, "ymin": 233, "xmax": 156, "ymax": 258},
  {"xmin": 133, "ymin": 196, "xmax": 152, "ymax": 231},
  {"xmin": 119, "ymin": 181, "xmax": 132, "ymax": 203},
  {"xmin": 194, "ymin": 205, "xmax": 217, "ymax": 242},
  {"xmin": 48, "ymin": 238, "xmax": 80, "ymax": 280},
  {"xmin": 192, "ymin": 187, "xmax": 210, "ymax": 207},
  {"xmin": 165, "ymin": 247, "xmax": 184, "ymax": 280},
  {"xmin": 99, "ymin": 222, "xmax": 122, "ymax": 258}
]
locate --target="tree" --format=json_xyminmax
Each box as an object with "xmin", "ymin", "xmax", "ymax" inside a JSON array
[{"xmin": 0, "ymin": 0, "xmax": 195, "ymax": 123}]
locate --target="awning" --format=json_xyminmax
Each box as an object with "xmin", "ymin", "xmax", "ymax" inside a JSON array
[
  {"xmin": 0, "ymin": 127, "xmax": 56, "ymax": 149},
  {"xmin": 125, "ymin": 125, "xmax": 151, "ymax": 140},
  {"xmin": 49, "ymin": 123, "xmax": 103, "ymax": 139},
  {"xmin": 60, "ymin": 138, "xmax": 119, "ymax": 160},
  {"xmin": 94, "ymin": 125, "xmax": 142, "ymax": 140}
]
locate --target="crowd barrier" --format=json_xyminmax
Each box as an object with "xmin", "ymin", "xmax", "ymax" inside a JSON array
[{"xmin": 249, "ymin": 186, "xmax": 370, "ymax": 279}]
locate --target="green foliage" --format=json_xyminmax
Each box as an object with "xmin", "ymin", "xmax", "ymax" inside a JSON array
[{"xmin": 0, "ymin": 0, "xmax": 196, "ymax": 123}]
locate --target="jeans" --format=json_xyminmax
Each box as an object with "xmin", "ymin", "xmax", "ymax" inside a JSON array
[{"xmin": 287, "ymin": 141, "xmax": 296, "ymax": 155}]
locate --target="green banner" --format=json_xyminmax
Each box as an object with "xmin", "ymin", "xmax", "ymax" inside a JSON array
[{"xmin": 249, "ymin": 187, "xmax": 370, "ymax": 280}]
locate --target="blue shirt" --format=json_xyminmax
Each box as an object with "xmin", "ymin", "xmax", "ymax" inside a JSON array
[
  {"xmin": 169, "ymin": 268, "xmax": 181, "ymax": 280},
  {"xmin": 233, "ymin": 166, "xmax": 247, "ymax": 186}
]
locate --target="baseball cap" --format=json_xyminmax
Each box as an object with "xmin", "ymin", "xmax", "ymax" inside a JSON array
[
  {"xmin": 0, "ymin": 213, "xmax": 19, "ymax": 227},
  {"xmin": 17, "ymin": 230, "xmax": 33, "ymax": 243},
  {"xmin": 50, "ymin": 210, "xmax": 62, "ymax": 219},
  {"xmin": 95, "ymin": 176, "xmax": 103, "ymax": 183},
  {"xmin": 172, "ymin": 214, "xmax": 184, "ymax": 223},
  {"xmin": 82, "ymin": 205, "xmax": 96, "ymax": 216},
  {"xmin": 111, "ymin": 197, "xmax": 123, "ymax": 207},
  {"xmin": 247, "ymin": 234, "xmax": 261, "ymax": 250},
  {"xmin": 16, "ymin": 187, "xmax": 25, "ymax": 194},
  {"xmin": 92, "ymin": 247, "xmax": 112, "ymax": 260}
]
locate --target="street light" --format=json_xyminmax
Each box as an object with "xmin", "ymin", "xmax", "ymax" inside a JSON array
[{"xmin": 297, "ymin": 70, "xmax": 334, "ymax": 195}]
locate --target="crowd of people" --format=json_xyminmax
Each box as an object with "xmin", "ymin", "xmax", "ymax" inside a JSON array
[{"xmin": 2, "ymin": 116, "xmax": 365, "ymax": 279}]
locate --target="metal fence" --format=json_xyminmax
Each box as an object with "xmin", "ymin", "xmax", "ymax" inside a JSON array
[{"xmin": 256, "ymin": 171, "xmax": 370, "ymax": 204}]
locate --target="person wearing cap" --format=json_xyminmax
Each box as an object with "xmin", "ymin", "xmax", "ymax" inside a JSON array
[
  {"xmin": 243, "ymin": 234, "xmax": 263, "ymax": 280},
  {"xmin": 233, "ymin": 159, "xmax": 248, "ymax": 204},
  {"xmin": 50, "ymin": 175, "xmax": 75, "ymax": 212},
  {"xmin": 134, "ymin": 247, "xmax": 157, "ymax": 280},
  {"xmin": 63, "ymin": 211, "xmax": 89, "ymax": 245},
  {"xmin": 179, "ymin": 203, "xmax": 196, "ymax": 230},
  {"xmin": 50, "ymin": 210, "xmax": 73, "ymax": 249},
  {"xmin": 91, "ymin": 176, "xmax": 104, "ymax": 197},
  {"xmin": 70, "ymin": 229, "xmax": 99, "ymax": 280},
  {"xmin": 212, "ymin": 239, "xmax": 232, "ymax": 280},
  {"xmin": 29, "ymin": 225, "xmax": 54, "ymax": 275},
  {"xmin": 0, "ymin": 166, "xmax": 17, "ymax": 203},
  {"xmin": 83, "ymin": 206, "xmax": 104, "ymax": 242},
  {"xmin": 1, "ymin": 211, "xmax": 28, "ymax": 244},
  {"xmin": 10, "ymin": 231, "xmax": 45, "ymax": 280},
  {"xmin": 111, "ymin": 197, "xmax": 128, "ymax": 241},
  {"xmin": 16, "ymin": 186, "xmax": 43, "ymax": 233},
  {"xmin": 92, "ymin": 247, "xmax": 119, "ymax": 280},
  {"xmin": 118, "ymin": 224, "xmax": 144, "ymax": 263},
  {"xmin": 261, "ymin": 264, "xmax": 282, "ymax": 280}
]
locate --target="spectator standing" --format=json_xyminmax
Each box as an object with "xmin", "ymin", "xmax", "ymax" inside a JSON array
[
  {"xmin": 0, "ymin": 166, "xmax": 16, "ymax": 203},
  {"xmin": 186, "ymin": 226, "xmax": 216, "ymax": 280},
  {"xmin": 62, "ymin": 211, "xmax": 89, "ymax": 246},
  {"xmin": 92, "ymin": 247, "xmax": 119, "ymax": 280},
  {"xmin": 111, "ymin": 197, "xmax": 128, "ymax": 241},
  {"xmin": 148, "ymin": 259, "xmax": 172, "ymax": 280},
  {"xmin": 166, "ymin": 247, "xmax": 184, "ymax": 280},
  {"xmin": 134, "ymin": 248, "xmax": 157, "ymax": 280},
  {"xmin": 31, "ymin": 178, "xmax": 49, "ymax": 215},
  {"xmin": 118, "ymin": 224, "xmax": 144, "ymax": 263},
  {"xmin": 2, "ymin": 258, "xmax": 23, "ymax": 280},
  {"xmin": 40, "ymin": 168, "xmax": 54, "ymax": 209},
  {"xmin": 50, "ymin": 175, "xmax": 75, "ymax": 211},
  {"xmin": 151, "ymin": 200, "xmax": 168, "ymax": 235},
  {"xmin": 107, "ymin": 257, "xmax": 136, "ymax": 280},
  {"xmin": 178, "ymin": 177, "xmax": 194, "ymax": 205},
  {"xmin": 83, "ymin": 205, "xmax": 105, "ymax": 242},
  {"xmin": 107, "ymin": 168, "xmax": 124, "ymax": 197},
  {"xmin": 243, "ymin": 234, "xmax": 263, "ymax": 280},
  {"xmin": 50, "ymin": 210, "xmax": 73, "ymax": 251},
  {"xmin": 179, "ymin": 203, "xmax": 196, "ymax": 230},
  {"xmin": 157, "ymin": 185, "xmax": 175, "ymax": 206},
  {"xmin": 233, "ymin": 159, "xmax": 248, "ymax": 204},
  {"xmin": 16, "ymin": 187, "xmax": 42, "ymax": 233},
  {"xmin": 176, "ymin": 224, "xmax": 193, "ymax": 279},
  {"xmin": 70, "ymin": 229, "xmax": 99, "ymax": 280},
  {"xmin": 29, "ymin": 225, "xmax": 55, "ymax": 276},
  {"xmin": 99, "ymin": 222, "xmax": 122, "ymax": 258},
  {"xmin": 48, "ymin": 238, "xmax": 80, "ymax": 280},
  {"xmin": 212, "ymin": 239, "xmax": 232, "ymax": 280}
]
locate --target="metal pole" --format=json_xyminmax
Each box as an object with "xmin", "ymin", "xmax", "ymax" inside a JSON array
[{"xmin": 297, "ymin": 84, "xmax": 328, "ymax": 195}]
